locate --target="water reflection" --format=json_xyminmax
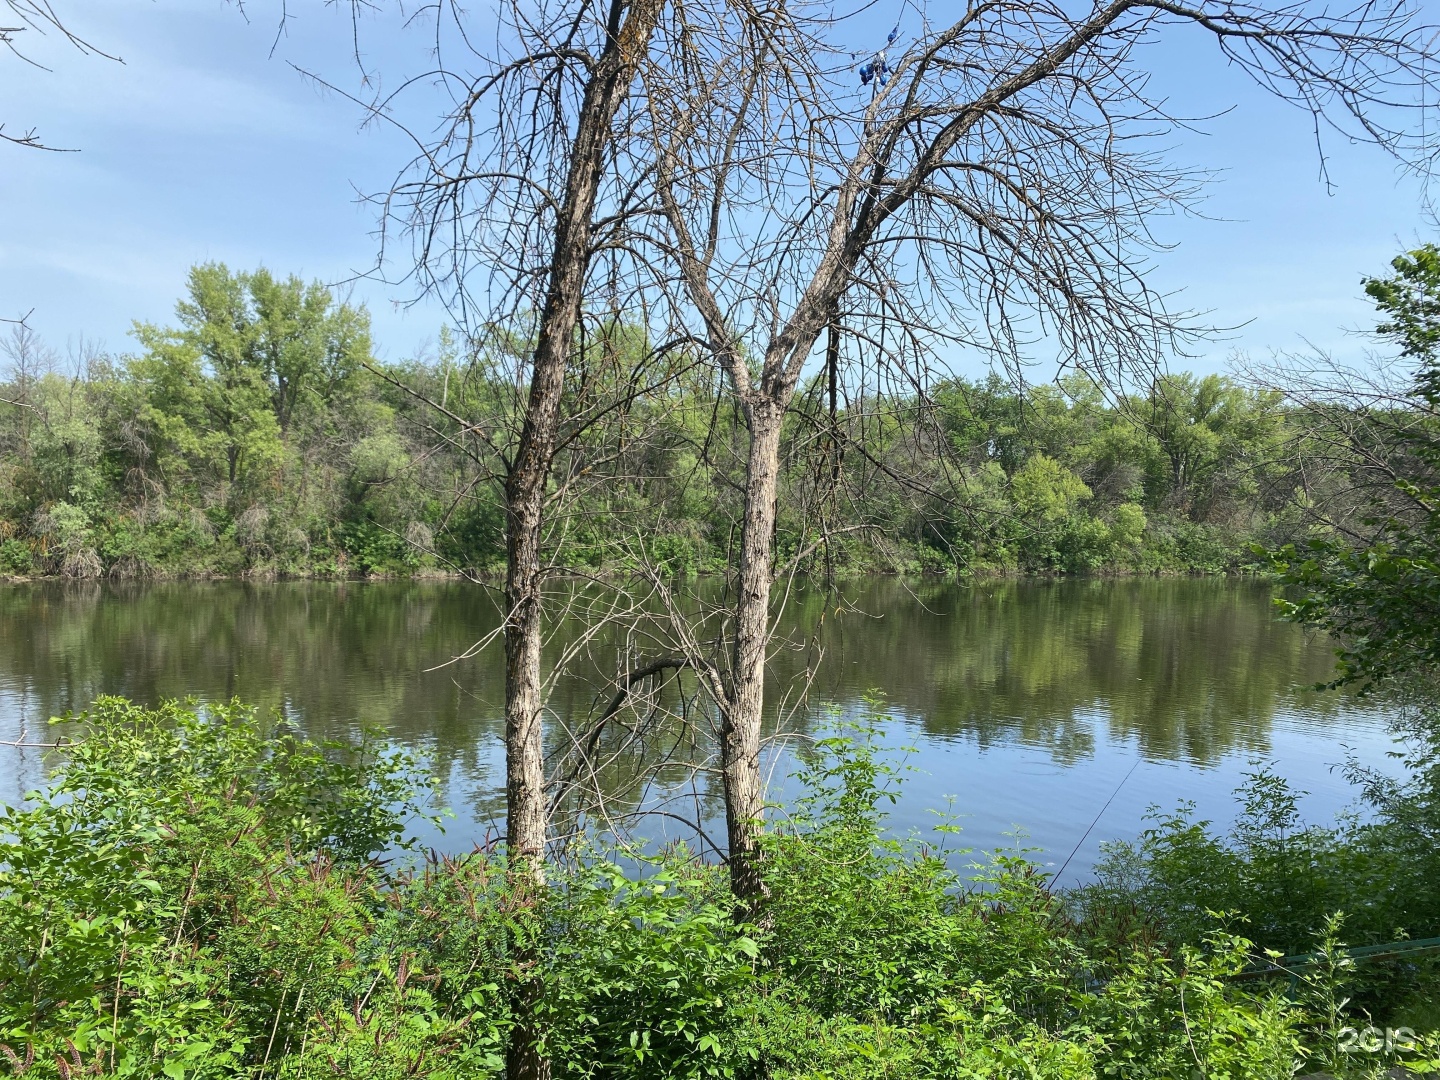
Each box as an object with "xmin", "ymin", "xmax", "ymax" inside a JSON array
[
  {"xmin": 0, "ymin": 578, "xmax": 1391, "ymax": 868},
  {"xmin": 788, "ymin": 579, "xmax": 1352, "ymax": 765}
]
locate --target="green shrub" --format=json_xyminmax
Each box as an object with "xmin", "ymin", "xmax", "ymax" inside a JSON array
[
  {"xmin": 0, "ymin": 540, "xmax": 31, "ymax": 575},
  {"xmin": 1074, "ymin": 763, "xmax": 1440, "ymax": 1027},
  {"xmin": 0, "ymin": 698, "xmax": 440, "ymax": 1078},
  {"xmin": 732, "ymin": 709, "xmax": 1364, "ymax": 1079},
  {"xmin": 0, "ymin": 698, "xmax": 1421, "ymax": 1079},
  {"xmin": 648, "ymin": 533, "xmax": 701, "ymax": 576},
  {"xmin": 339, "ymin": 519, "xmax": 417, "ymax": 576}
]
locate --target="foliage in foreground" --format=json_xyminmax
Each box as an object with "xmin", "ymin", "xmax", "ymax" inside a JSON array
[
  {"xmin": 1074, "ymin": 245, "xmax": 1440, "ymax": 1047},
  {"xmin": 1075, "ymin": 761, "xmax": 1440, "ymax": 1032},
  {"xmin": 3, "ymin": 699, "xmax": 1436, "ymax": 1079}
]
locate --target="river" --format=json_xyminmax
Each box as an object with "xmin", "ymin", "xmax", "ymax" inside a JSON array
[{"xmin": 0, "ymin": 577, "xmax": 1396, "ymax": 879}]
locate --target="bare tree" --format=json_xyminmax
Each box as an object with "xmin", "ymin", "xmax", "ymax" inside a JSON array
[
  {"xmin": 0, "ymin": 322, "xmax": 51, "ymax": 434},
  {"xmin": 336, "ymin": 2, "xmax": 672, "ymax": 1076},
  {"xmin": 640, "ymin": 0, "xmax": 1438, "ymax": 905},
  {"xmin": 1238, "ymin": 345, "xmax": 1440, "ymax": 538}
]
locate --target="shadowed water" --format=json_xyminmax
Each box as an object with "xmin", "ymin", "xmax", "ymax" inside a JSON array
[{"xmin": 0, "ymin": 578, "xmax": 1394, "ymax": 877}]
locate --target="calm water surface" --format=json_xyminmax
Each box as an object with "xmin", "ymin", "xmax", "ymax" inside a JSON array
[{"xmin": 0, "ymin": 578, "xmax": 1396, "ymax": 878}]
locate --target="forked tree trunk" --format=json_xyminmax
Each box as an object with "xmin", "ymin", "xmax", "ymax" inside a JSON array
[
  {"xmin": 649, "ymin": 0, "xmax": 1437, "ymax": 931},
  {"xmin": 722, "ymin": 397, "xmax": 785, "ymax": 905}
]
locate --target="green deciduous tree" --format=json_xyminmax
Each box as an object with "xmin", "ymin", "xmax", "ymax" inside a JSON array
[
  {"xmin": 130, "ymin": 263, "xmax": 371, "ymax": 500},
  {"xmin": 1136, "ymin": 373, "xmax": 1283, "ymax": 514}
]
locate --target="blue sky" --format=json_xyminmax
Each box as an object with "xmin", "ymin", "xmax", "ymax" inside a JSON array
[{"xmin": 0, "ymin": 0, "xmax": 1431, "ymax": 374}]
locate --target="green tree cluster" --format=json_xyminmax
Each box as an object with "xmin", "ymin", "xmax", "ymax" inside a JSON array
[
  {"xmin": 0, "ymin": 265, "xmax": 469, "ymax": 580},
  {"xmin": 927, "ymin": 372, "xmax": 1286, "ymax": 573},
  {"xmin": 0, "ymin": 264, "xmax": 1319, "ymax": 582}
]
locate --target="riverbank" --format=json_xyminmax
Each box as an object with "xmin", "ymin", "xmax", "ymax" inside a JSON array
[
  {"xmin": 0, "ymin": 525, "xmax": 1267, "ymax": 583},
  {"xmin": 2, "ymin": 329, "xmax": 1308, "ymax": 592},
  {"xmin": 3, "ymin": 697, "xmax": 1436, "ymax": 1079}
]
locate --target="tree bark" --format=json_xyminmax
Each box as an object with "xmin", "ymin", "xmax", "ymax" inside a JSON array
[
  {"xmin": 502, "ymin": 0, "xmax": 662, "ymax": 880},
  {"xmin": 721, "ymin": 396, "xmax": 784, "ymax": 905},
  {"xmin": 499, "ymin": 3, "xmax": 663, "ymax": 1076},
  {"xmin": 503, "ymin": 468, "xmax": 551, "ymax": 878}
]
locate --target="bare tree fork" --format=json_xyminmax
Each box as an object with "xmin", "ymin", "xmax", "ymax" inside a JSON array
[
  {"xmin": 2, "ymin": 1, "xmax": 114, "ymax": 58},
  {"xmin": 1, "ymin": 312, "xmax": 41, "ymax": 413},
  {"xmin": 538, "ymin": 573, "xmax": 717, "ymax": 836},
  {"xmin": 641, "ymin": 0, "xmax": 1438, "ymax": 904},
  {"xmin": 593, "ymin": 655, "xmax": 691, "ymax": 729}
]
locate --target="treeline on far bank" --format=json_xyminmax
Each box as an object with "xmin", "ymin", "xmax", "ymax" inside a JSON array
[{"xmin": 0, "ymin": 263, "xmax": 1322, "ymax": 582}]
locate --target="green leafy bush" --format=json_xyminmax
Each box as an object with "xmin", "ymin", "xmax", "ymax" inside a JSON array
[
  {"xmin": 0, "ymin": 698, "xmax": 439, "ymax": 1077},
  {"xmin": 1, "ymin": 698, "xmax": 1423, "ymax": 1079},
  {"xmin": 0, "ymin": 540, "xmax": 31, "ymax": 576},
  {"xmin": 1074, "ymin": 763, "xmax": 1440, "ymax": 1028}
]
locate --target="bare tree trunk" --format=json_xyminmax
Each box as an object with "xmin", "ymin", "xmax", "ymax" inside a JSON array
[
  {"xmin": 501, "ymin": 0, "xmax": 663, "ymax": 871},
  {"xmin": 337, "ymin": 0, "xmax": 670, "ymax": 1056},
  {"xmin": 503, "ymin": 456, "xmax": 553, "ymax": 877},
  {"xmin": 497, "ymin": 4, "xmax": 664, "ymax": 1076},
  {"xmin": 502, "ymin": 131, "xmax": 606, "ymax": 879},
  {"xmin": 722, "ymin": 397, "xmax": 784, "ymax": 903},
  {"xmin": 499, "ymin": 278, "xmax": 563, "ymax": 1080}
]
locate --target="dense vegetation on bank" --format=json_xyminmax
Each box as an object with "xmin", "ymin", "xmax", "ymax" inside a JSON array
[
  {"xmin": 7, "ymin": 696, "xmax": 1439, "ymax": 1080},
  {"xmin": 0, "ymin": 264, "xmax": 1325, "ymax": 582}
]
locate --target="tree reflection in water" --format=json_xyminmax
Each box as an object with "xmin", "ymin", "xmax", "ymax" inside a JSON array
[{"xmin": 0, "ymin": 578, "xmax": 1389, "ymax": 868}]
